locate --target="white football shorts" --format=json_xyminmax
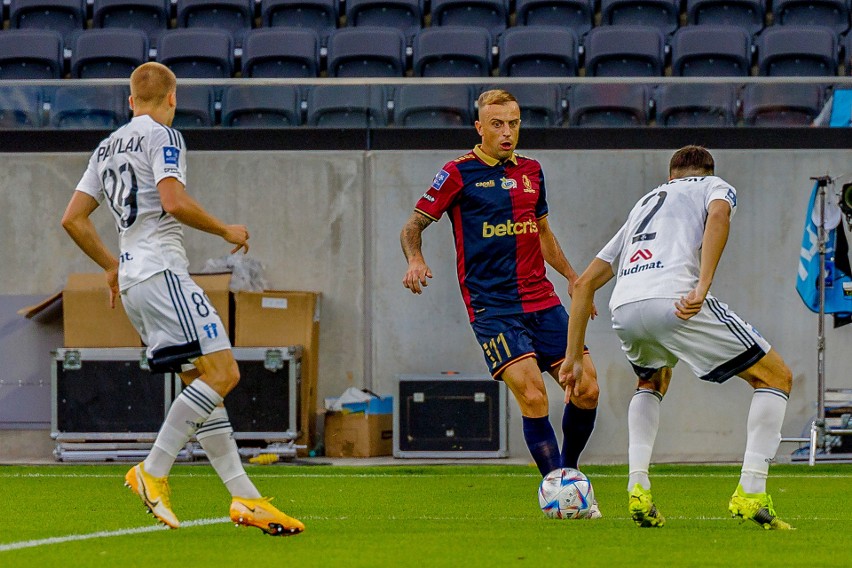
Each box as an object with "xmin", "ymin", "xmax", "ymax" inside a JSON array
[
  {"xmin": 611, "ymin": 295, "xmax": 771, "ymax": 383},
  {"xmin": 122, "ymin": 269, "xmax": 231, "ymax": 360}
]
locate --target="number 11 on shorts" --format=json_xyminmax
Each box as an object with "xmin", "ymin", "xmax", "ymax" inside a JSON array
[{"xmin": 482, "ymin": 333, "xmax": 512, "ymax": 369}]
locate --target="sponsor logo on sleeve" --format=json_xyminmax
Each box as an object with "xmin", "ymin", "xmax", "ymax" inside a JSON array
[
  {"xmin": 420, "ymin": 193, "xmax": 435, "ymax": 202},
  {"xmin": 725, "ymin": 188, "xmax": 737, "ymax": 207},
  {"xmin": 163, "ymin": 146, "xmax": 180, "ymax": 165},
  {"xmin": 431, "ymin": 169, "xmax": 450, "ymax": 190}
]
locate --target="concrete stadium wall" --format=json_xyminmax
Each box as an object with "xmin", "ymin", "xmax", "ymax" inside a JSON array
[{"xmin": 1, "ymin": 149, "xmax": 850, "ymax": 463}]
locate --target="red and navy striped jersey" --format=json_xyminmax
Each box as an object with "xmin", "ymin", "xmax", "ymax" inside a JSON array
[{"xmin": 415, "ymin": 145, "xmax": 561, "ymax": 322}]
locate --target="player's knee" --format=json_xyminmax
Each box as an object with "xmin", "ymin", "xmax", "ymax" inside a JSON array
[
  {"xmin": 574, "ymin": 379, "xmax": 599, "ymax": 408},
  {"xmin": 516, "ymin": 387, "xmax": 549, "ymax": 415}
]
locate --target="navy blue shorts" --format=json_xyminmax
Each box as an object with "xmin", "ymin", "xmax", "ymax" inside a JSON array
[{"xmin": 470, "ymin": 305, "xmax": 587, "ymax": 379}]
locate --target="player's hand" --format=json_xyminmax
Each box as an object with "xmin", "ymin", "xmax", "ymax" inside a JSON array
[
  {"xmin": 558, "ymin": 358, "xmax": 583, "ymax": 395},
  {"xmin": 402, "ymin": 258, "xmax": 432, "ymax": 294},
  {"xmin": 105, "ymin": 266, "xmax": 119, "ymax": 309},
  {"xmin": 675, "ymin": 289, "xmax": 705, "ymax": 320},
  {"xmin": 222, "ymin": 224, "xmax": 249, "ymax": 254}
]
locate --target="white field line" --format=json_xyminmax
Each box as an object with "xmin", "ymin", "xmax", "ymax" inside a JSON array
[
  {"xmin": 0, "ymin": 517, "xmax": 229, "ymax": 553},
  {"xmin": 0, "ymin": 472, "xmax": 849, "ymax": 479}
]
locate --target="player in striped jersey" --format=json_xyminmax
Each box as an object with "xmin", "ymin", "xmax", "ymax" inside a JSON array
[
  {"xmin": 61, "ymin": 62, "xmax": 303, "ymax": 536},
  {"xmin": 401, "ymin": 90, "xmax": 601, "ymax": 511},
  {"xmin": 561, "ymin": 146, "xmax": 793, "ymax": 530}
]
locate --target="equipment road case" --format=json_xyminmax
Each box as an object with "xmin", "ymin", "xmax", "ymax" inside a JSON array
[
  {"xmin": 394, "ymin": 373, "xmax": 508, "ymax": 458},
  {"xmin": 51, "ymin": 346, "xmax": 303, "ymax": 461}
]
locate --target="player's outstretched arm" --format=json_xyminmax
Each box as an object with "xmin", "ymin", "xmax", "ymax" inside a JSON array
[
  {"xmin": 400, "ymin": 211, "xmax": 434, "ymax": 294},
  {"xmin": 675, "ymin": 199, "xmax": 731, "ymax": 320},
  {"xmin": 61, "ymin": 191, "xmax": 120, "ymax": 307},
  {"xmin": 158, "ymin": 178, "xmax": 249, "ymax": 254},
  {"xmin": 559, "ymin": 258, "xmax": 614, "ymax": 390}
]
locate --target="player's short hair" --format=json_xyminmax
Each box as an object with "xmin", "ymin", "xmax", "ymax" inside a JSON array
[
  {"xmin": 669, "ymin": 145, "xmax": 715, "ymax": 177},
  {"xmin": 130, "ymin": 62, "xmax": 176, "ymax": 107},
  {"xmin": 477, "ymin": 89, "xmax": 518, "ymax": 118}
]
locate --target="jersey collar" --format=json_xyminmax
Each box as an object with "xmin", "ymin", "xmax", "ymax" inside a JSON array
[{"xmin": 473, "ymin": 145, "xmax": 518, "ymax": 167}]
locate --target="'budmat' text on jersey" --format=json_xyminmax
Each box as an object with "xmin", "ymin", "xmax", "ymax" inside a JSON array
[{"xmin": 414, "ymin": 145, "xmax": 561, "ymax": 321}]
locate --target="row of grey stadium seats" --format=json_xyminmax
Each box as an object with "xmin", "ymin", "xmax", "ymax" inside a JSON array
[
  {"xmin": 1, "ymin": 0, "xmax": 851, "ymax": 43},
  {"xmin": 1, "ymin": 24, "xmax": 852, "ymax": 80},
  {"xmin": 0, "ymin": 82, "xmax": 835, "ymax": 128}
]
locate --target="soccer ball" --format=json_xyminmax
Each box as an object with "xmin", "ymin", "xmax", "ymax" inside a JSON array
[{"xmin": 538, "ymin": 467, "xmax": 595, "ymax": 519}]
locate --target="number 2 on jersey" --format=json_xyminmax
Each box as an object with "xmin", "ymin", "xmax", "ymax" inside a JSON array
[{"xmin": 631, "ymin": 190, "xmax": 667, "ymax": 243}]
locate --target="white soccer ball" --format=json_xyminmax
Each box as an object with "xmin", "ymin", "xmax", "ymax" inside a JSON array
[{"xmin": 538, "ymin": 467, "xmax": 595, "ymax": 519}]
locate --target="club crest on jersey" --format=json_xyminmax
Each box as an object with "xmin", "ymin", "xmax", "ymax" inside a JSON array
[
  {"xmin": 163, "ymin": 146, "xmax": 180, "ymax": 165},
  {"xmin": 522, "ymin": 175, "xmax": 535, "ymax": 193},
  {"xmin": 432, "ymin": 169, "xmax": 450, "ymax": 190},
  {"xmin": 501, "ymin": 177, "xmax": 517, "ymax": 190}
]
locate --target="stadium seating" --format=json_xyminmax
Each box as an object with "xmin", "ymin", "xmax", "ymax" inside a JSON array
[
  {"xmin": 670, "ymin": 25, "xmax": 752, "ymax": 77},
  {"xmin": 49, "ymin": 85, "xmax": 131, "ymax": 128},
  {"xmin": 0, "ymin": 29, "xmax": 64, "ymax": 80},
  {"xmin": 172, "ymin": 84, "xmax": 217, "ymax": 128},
  {"xmin": 9, "ymin": 0, "xmax": 86, "ymax": 43},
  {"xmin": 497, "ymin": 26, "xmax": 578, "ymax": 77},
  {"xmin": 0, "ymin": 86, "xmax": 45, "ymax": 128},
  {"xmin": 568, "ymin": 83, "xmax": 651, "ymax": 126},
  {"xmin": 515, "ymin": 0, "xmax": 593, "ymax": 38},
  {"xmin": 346, "ymin": 0, "xmax": 423, "ymax": 39},
  {"xmin": 773, "ymin": 0, "xmax": 849, "ymax": 36},
  {"xmin": 412, "ymin": 26, "xmax": 493, "ymax": 77},
  {"xmin": 742, "ymin": 83, "xmax": 825, "ymax": 125},
  {"xmin": 483, "ymin": 83, "xmax": 565, "ymax": 126},
  {"xmin": 685, "ymin": 0, "xmax": 765, "ymax": 36},
  {"xmin": 583, "ymin": 26, "xmax": 665, "ymax": 76},
  {"xmin": 430, "ymin": 0, "xmax": 508, "ymax": 38},
  {"xmin": 70, "ymin": 29, "xmax": 149, "ymax": 78},
  {"xmin": 157, "ymin": 29, "xmax": 235, "ymax": 78},
  {"xmin": 221, "ymin": 85, "xmax": 302, "ymax": 126},
  {"xmin": 655, "ymin": 83, "xmax": 738, "ymax": 126},
  {"xmin": 306, "ymin": 85, "xmax": 388, "ymax": 126},
  {"xmin": 261, "ymin": 0, "xmax": 338, "ymax": 41},
  {"xmin": 844, "ymin": 33, "xmax": 852, "ymax": 74},
  {"xmin": 600, "ymin": 0, "xmax": 680, "ymax": 35},
  {"xmin": 176, "ymin": 0, "xmax": 254, "ymax": 47},
  {"xmin": 92, "ymin": 0, "xmax": 172, "ymax": 42},
  {"xmin": 326, "ymin": 27, "xmax": 406, "ymax": 77},
  {"xmin": 756, "ymin": 25, "xmax": 837, "ymax": 76},
  {"xmin": 241, "ymin": 28, "xmax": 320, "ymax": 78},
  {"xmin": 393, "ymin": 84, "xmax": 473, "ymax": 126}
]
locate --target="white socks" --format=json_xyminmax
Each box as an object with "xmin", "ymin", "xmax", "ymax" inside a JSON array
[
  {"xmin": 627, "ymin": 389, "xmax": 662, "ymax": 491},
  {"xmin": 196, "ymin": 406, "xmax": 261, "ymax": 499},
  {"xmin": 739, "ymin": 388, "xmax": 789, "ymax": 494},
  {"xmin": 144, "ymin": 380, "xmax": 223, "ymax": 478}
]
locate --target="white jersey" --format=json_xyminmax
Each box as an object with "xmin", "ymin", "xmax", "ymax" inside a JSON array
[
  {"xmin": 76, "ymin": 115, "xmax": 189, "ymax": 291},
  {"xmin": 597, "ymin": 175, "xmax": 737, "ymax": 311}
]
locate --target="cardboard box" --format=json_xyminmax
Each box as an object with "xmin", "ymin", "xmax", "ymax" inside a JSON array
[
  {"xmin": 234, "ymin": 291, "xmax": 321, "ymax": 451},
  {"xmin": 63, "ymin": 273, "xmax": 142, "ymax": 347},
  {"xmin": 20, "ymin": 272, "xmax": 233, "ymax": 348},
  {"xmin": 324, "ymin": 412, "xmax": 393, "ymax": 458}
]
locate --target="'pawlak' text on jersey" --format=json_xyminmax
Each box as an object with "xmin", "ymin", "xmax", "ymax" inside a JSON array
[{"xmin": 96, "ymin": 136, "xmax": 145, "ymax": 162}]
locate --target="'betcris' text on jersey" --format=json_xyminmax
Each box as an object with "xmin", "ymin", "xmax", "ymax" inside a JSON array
[
  {"xmin": 596, "ymin": 175, "xmax": 737, "ymax": 311},
  {"xmin": 414, "ymin": 146, "xmax": 560, "ymax": 321},
  {"xmin": 75, "ymin": 115, "xmax": 190, "ymax": 291}
]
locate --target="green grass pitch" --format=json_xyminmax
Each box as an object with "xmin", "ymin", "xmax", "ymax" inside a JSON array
[{"xmin": 1, "ymin": 463, "xmax": 850, "ymax": 567}]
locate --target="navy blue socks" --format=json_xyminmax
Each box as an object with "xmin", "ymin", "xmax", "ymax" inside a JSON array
[
  {"xmin": 522, "ymin": 415, "xmax": 560, "ymax": 477},
  {"xmin": 560, "ymin": 401, "xmax": 597, "ymax": 470}
]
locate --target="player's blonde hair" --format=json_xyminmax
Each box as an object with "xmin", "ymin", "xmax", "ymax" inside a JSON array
[
  {"xmin": 669, "ymin": 145, "xmax": 715, "ymax": 177},
  {"xmin": 477, "ymin": 89, "xmax": 518, "ymax": 119},
  {"xmin": 130, "ymin": 62, "xmax": 176, "ymax": 107}
]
